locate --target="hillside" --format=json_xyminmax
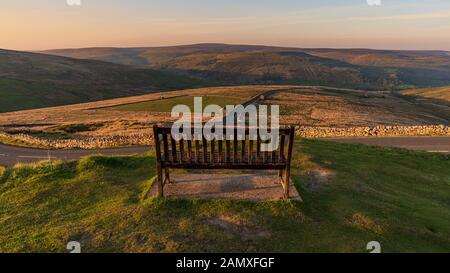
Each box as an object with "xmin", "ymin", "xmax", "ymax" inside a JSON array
[
  {"xmin": 402, "ymin": 86, "xmax": 450, "ymax": 103},
  {"xmin": 156, "ymin": 51, "xmax": 388, "ymax": 88},
  {"xmin": 0, "ymin": 49, "xmax": 203, "ymax": 113},
  {"xmin": 43, "ymin": 44, "xmax": 450, "ymax": 89},
  {"xmin": 0, "ymin": 140, "xmax": 449, "ymax": 252},
  {"xmin": 302, "ymin": 49, "xmax": 450, "ymax": 70},
  {"xmin": 43, "ymin": 44, "xmax": 276, "ymax": 66}
]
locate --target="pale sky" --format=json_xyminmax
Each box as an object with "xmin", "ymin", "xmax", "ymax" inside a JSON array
[{"xmin": 1, "ymin": 0, "xmax": 450, "ymax": 51}]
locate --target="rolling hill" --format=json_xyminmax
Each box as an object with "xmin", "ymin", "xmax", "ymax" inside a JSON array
[
  {"xmin": 0, "ymin": 49, "xmax": 204, "ymax": 113},
  {"xmin": 401, "ymin": 86, "xmax": 450, "ymax": 102},
  {"xmin": 43, "ymin": 44, "xmax": 450, "ymax": 89}
]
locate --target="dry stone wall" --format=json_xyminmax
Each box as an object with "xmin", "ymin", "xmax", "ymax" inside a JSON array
[
  {"xmin": 1, "ymin": 125, "xmax": 449, "ymax": 149},
  {"xmin": 296, "ymin": 125, "xmax": 449, "ymax": 138}
]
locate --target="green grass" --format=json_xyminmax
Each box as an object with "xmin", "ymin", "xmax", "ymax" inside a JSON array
[
  {"xmin": 0, "ymin": 79, "xmax": 53, "ymax": 112},
  {"xmin": 0, "ymin": 135, "xmax": 44, "ymax": 149},
  {"xmin": 0, "ymin": 140, "xmax": 449, "ymax": 253},
  {"xmin": 105, "ymin": 95, "xmax": 248, "ymax": 112}
]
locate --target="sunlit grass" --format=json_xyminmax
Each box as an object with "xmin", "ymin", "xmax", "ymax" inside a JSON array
[{"xmin": 0, "ymin": 140, "xmax": 449, "ymax": 253}]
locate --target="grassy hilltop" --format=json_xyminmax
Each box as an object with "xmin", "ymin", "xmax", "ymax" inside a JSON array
[{"xmin": 1, "ymin": 139, "xmax": 449, "ymax": 253}]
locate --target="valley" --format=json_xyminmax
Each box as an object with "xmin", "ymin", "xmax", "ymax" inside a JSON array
[
  {"xmin": 0, "ymin": 85, "xmax": 448, "ymax": 149},
  {"xmin": 43, "ymin": 44, "xmax": 450, "ymax": 90},
  {"xmin": 0, "ymin": 44, "xmax": 449, "ymax": 150}
]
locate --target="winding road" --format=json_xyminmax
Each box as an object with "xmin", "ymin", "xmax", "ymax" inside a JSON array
[{"xmin": 0, "ymin": 136, "xmax": 448, "ymax": 166}]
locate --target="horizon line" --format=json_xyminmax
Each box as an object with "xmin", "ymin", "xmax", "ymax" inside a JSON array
[{"xmin": 2, "ymin": 42, "xmax": 450, "ymax": 53}]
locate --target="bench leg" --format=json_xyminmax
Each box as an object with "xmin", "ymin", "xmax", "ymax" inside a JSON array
[
  {"xmin": 157, "ymin": 164, "xmax": 164, "ymax": 198},
  {"xmin": 276, "ymin": 170, "xmax": 283, "ymax": 185},
  {"xmin": 164, "ymin": 168, "xmax": 171, "ymax": 184},
  {"xmin": 284, "ymin": 167, "xmax": 290, "ymax": 199}
]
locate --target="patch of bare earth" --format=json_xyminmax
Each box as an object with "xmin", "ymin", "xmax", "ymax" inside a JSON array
[
  {"xmin": 205, "ymin": 215, "xmax": 271, "ymax": 240},
  {"xmin": 147, "ymin": 171, "xmax": 301, "ymax": 201},
  {"xmin": 304, "ymin": 168, "xmax": 335, "ymax": 192}
]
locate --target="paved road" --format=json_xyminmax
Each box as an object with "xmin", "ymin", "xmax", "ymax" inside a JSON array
[
  {"xmin": 327, "ymin": 136, "xmax": 450, "ymax": 153},
  {"xmin": 0, "ymin": 144, "xmax": 150, "ymax": 166}
]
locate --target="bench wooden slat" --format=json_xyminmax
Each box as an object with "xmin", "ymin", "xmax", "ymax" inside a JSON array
[
  {"xmin": 279, "ymin": 134, "xmax": 285, "ymax": 161},
  {"xmin": 226, "ymin": 140, "xmax": 231, "ymax": 163},
  {"xmin": 248, "ymin": 139, "xmax": 253, "ymax": 163},
  {"xmin": 257, "ymin": 138, "xmax": 261, "ymax": 163},
  {"xmin": 179, "ymin": 139, "xmax": 185, "ymax": 162},
  {"xmin": 161, "ymin": 151, "xmax": 288, "ymax": 167},
  {"xmin": 156, "ymin": 126, "xmax": 293, "ymax": 136},
  {"xmin": 241, "ymin": 137, "xmax": 246, "ymax": 163},
  {"xmin": 170, "ymin": 134, "xmax": 177, "ymax": 162},
  {"xmin": 187, "ymin": 140, "xmax": 193, "ymax": 162},
  {"xmin": 202, "ymin": 137, "xmax": 207, "ymax": 163},
  {"xmin": 233, "ymin": 139, "xmax": 238, "ymax": 164},
  {"xmin": 162, "ymin": 134, "xmax": 169, "ymax": 162},
  {"xmin": 210, "ymin": 139, "xmax": 215, "ymax": 163},
  {"xmin": 195, "ymin": 140, "xmax": 200, "ymax": 162},
  {"xmin": 218, "ymin": 140, "xmax": 223, "ymax": 163}
]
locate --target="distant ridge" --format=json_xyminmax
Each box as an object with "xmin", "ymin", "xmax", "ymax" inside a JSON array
[{"xmin": 43, "ymin": 43, "xmax": 450, "ymax": 89}]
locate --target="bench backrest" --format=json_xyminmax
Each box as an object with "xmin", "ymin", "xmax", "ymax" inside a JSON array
[{"xmin": 153, "ymin": 125, "xmax": 295, "ymax": 168}]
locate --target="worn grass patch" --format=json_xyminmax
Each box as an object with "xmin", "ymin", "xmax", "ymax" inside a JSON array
[{"xmin": 0, "ymin": 140, "xmax": 449, "ymax": 253}]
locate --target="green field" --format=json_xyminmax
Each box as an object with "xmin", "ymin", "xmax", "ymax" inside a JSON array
[
  {"xmin": 0, "ymin": 140, "xmax": 449, "ymax": 252},
  {"xmin": 0, "ymin": 79, "xmax": 53, "ymax": 112},
  {"xmin": 105, "ymin": 95, "xmax": 249, "ymax": 112}
]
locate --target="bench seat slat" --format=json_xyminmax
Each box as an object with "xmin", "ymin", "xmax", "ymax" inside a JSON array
[
  {"xmin": 179, "ymin": 139, "xmax": 185, "ymax": 162},
  {"xmin": 162, "ymin": 164, "xmax": 287, "ymax": 170},
  {"xmin": 195, "ymin": 140, "xmax": 200, "ymax": 162},
  {"xmin": 210, "ymin": 139, "xmax": 215, "ymax": 164},
  {"xmin": 170, "ymin": 134, "xmax": 177, "ymax": 162},
  {"xmin": 187, "ymin": 140, "xmax": 193, "ymax": 162},
  {"xmin": 248, "ymin": 140, "xmax": 253, "ymax": 163},
  {"xmin": 161, "ymin": 151, "xmax": 286, "ymax": 166},
  {"xmin": 218, "ymin": 140, "xmax": 223, "ymax": 162},
  {"xmin": 202, "ymin": 137, "xmax": 208, "ymax": 163},
  {"xmin": 226, "ymin": 140, "xmax": 231, "ymax": 163}
]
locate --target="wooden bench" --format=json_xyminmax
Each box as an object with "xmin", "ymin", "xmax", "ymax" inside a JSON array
[{"xmin": 152, "ymin": 125, "xmax": 296, "ymax": 199}]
